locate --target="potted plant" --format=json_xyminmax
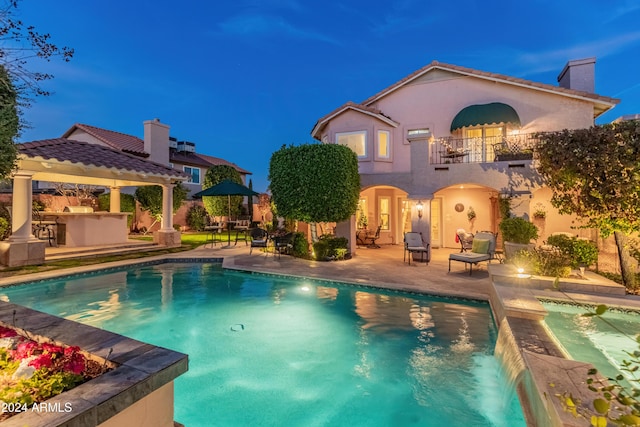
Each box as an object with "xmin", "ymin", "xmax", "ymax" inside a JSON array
[
  {"xmin": 532, "ymin": 203, "xmax": 547, "ymax": 220},
  {"xmin": 499, "ymin": 216, "xmax": 538, "ymax": 259},
  {"xmin": 357, "ymin": 211, "xmax": 368, "ymax": 230},
  {"xmin": 467, "ymin": 206, "xmax": 476, "ymax": 222}
]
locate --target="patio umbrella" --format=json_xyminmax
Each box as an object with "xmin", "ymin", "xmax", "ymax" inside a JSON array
[{"xmin": 194, "ymin": 180, "xmax": 260, "ymax": 245}]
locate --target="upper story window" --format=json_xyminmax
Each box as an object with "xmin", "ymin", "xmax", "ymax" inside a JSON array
[
  {"xmin": 183, "ymin": 166, "xmax": 201, "ymax": 184},
  {"xmin": 464, "ymin": 126, "xmax": 504, "ymax": 162},
  {"xmin": 336, "ymin": 131, "xmax": 367, "ymax": 158},
  {"xmin": 377, "ymin": 130, "xmax": 390, "ymax": 159}
]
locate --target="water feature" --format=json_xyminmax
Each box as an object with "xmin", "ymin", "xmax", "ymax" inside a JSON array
[
  {"xmin": 0, "ymin": 262, "xmax": 526, "ymax": 426},
  {"xmin": 542, "ymin": 301, "xmax": 640, "ymax": 385}
]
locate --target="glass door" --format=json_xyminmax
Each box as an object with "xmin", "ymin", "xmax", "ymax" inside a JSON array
[{"xmin": 431, "ymin": 198, "xmax": 442, "ymax": 248}]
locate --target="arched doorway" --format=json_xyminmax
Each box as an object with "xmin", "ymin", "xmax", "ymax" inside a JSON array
[
  {"xmin": 358, "ymin": 185, "xmax": 409, "ymax": 245},
  {"xmin": 432, "ymin": 184, "xmax": 499, "ymax": 249}
]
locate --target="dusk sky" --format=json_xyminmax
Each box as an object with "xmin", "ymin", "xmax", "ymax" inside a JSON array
[{"xmin": 15, "ymin": 1, "xmax": 640, "ymax": 192}]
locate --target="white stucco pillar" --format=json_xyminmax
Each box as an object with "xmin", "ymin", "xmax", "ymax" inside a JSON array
[
  {"xmin": 9, "ymin": 171, "xmax": 37, "ymax": 242},
  {"xmin": 0, "ymin": 171, "xmax": 45, "ymax": 267},
  {"xmin": 160, "ymin": 184, "xmax": 174, "ymax": 231},
  {"xmin": 153, "ymin": 183, "xmax": 181, "ymax": 248},
  {"xmin": 109, "ymin": 187, "xmax": 121, "ymax": 213}
]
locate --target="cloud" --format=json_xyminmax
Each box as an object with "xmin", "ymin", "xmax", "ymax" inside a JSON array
[
  {"xmin": 605, "ymin": 0, "xmax": 640, "ymax": 23},
  {"xmin": 217, "ymin": 14, "xmax": 340, "ymax": 45},
  {"xmin": 513, "ymin": 31, "xmax": 640, "ymax": 75}
]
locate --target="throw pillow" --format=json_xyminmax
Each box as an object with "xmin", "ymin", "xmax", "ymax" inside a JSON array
[{"xmin": 471, "ymin": 238, "xmax": 490, "ymax": 254}]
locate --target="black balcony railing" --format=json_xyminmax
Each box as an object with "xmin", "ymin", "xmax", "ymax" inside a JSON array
[{"xmin": 430, "ymin": 133, "xmax": 538, "ymax": 164}]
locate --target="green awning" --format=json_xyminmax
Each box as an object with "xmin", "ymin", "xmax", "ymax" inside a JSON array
[{"xmin": 450, "ymin": 102, "xmax": 520, "ymax": 132}]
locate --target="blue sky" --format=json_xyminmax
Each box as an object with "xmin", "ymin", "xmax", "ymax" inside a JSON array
[{"xmin": 15, "ymin": 0, "xmax": 640, "ymax": 192}]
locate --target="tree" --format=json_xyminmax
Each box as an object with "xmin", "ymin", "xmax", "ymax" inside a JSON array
[
  {"xmin": 0, "ymin": 1, "xmax": 74, "ymax": 99},
  {"xmin": 0, "ymin": 65, "xmax": 17, "ymax": 177},
  {"xmin": 202, "ymin": 165, "xmax": 243, "ymax": 219},
  {"xmin": 535, "ymin": 120, "xmax": 640, "ymax": 288},
  {"xmin": 268, "ymin": 143, "xmax": 360, "ymax": 240},
  {"xmin": 134, "ymin": 184, "xmax": 188, "ymax": 233},
  {"xmin": 0, "ymin": 0, "xmax": 74, "ymax": 178}
]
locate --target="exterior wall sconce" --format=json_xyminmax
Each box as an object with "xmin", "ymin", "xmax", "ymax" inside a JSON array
[{"xmin": 416, "ymin": 200, "xmax": 423, "ymax": 218}]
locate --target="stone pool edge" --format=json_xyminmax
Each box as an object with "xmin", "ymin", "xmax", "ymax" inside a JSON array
[{"xmin": 0, "ymin": 300, "xmax": 188, "ymax": 427}]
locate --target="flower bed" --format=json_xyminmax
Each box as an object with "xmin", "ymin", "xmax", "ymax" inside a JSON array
[{"xmin": 0, "ymin": 325, "xmax": 109, "ymax": 420}]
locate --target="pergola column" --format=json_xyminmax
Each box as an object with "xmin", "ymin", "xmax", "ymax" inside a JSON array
[
  {"xmin": 160, "ymin": 184, "xmax": 174, "ymax": 231},
  {"xmin": 109, "ymin": 186, "xmax": 121, "ymax": 213},
  {"xmin": 153, "ymin": 183, "xmax": 181, "ymax": 247},
  {"xmin": 0, "ymin": 171, "xmax": 45, "ymax": 267},
  {"xmin": 9, "ymin": 171, "xmax": 37, "ymax": 242}
]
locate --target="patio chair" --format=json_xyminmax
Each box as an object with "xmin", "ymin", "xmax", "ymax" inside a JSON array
[
  {"xmin": 403, "ymin": 232, "xmax": 430, "ymax": 265},
  {"xmin": 273, "ymin": 232, "xmax": 294, "ymax": 259},
  {"xmin": 204, "ymin": 220, "xmax": 224, "ymax": 248},
  {"xmin": 456, "ymin": 228, "xmax": 474, "ymax": 252},
  {"xmin": 234, "ymin": 219, "xmax": 251, "ymax": 246},
  {"xmin": 357, "ymin": 225, "xmax": 382, "ymax": 248},
  {"xmin": 32, "ymin": 209, "xmax": 57, "ymax": 247},
  {"xmin": 249, "ymin": 228, "xmax": 269, "ymax": 255},
  {"xmin": 448, "ymin": 231, "xmax": 496, "ymax": 275}
]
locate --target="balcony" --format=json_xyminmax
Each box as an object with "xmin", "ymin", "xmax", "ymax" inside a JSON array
[{"xmin": 430, "ymin": 133, "xmax": 538, "ymax": 164}]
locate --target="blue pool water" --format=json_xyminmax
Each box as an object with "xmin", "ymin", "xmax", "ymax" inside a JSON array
[
  {"xmin": 0, "ymin": 263, "xmax": 526, "ymax": 426},
  {"xmin": 543, "ymin": 301, "xmax": 640, "ymax": 384}
]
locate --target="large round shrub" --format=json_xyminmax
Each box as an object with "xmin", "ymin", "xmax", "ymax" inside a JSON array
[
  {"xmin": 186, "ymin": 204, "xmax": 209, "ymax": 231},
  {"xmin": 499, "ymin": 217, "xmax": 538, "ymax": 244}
]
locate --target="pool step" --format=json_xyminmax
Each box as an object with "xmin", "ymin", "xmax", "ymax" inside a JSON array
[{"xmin": 45, "ymin": 241, "xmax": 162, "ymax": 262}]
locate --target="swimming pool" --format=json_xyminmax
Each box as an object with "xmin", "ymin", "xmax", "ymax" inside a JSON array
[
  {"xmin": 0, "ymin": 262, "xmax": 526, "ymax": 426},
  {"xmin": 542, "ymin": 301, "xmax": 640, "ymax": 384}
]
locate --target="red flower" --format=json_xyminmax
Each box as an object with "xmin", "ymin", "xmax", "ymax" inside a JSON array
[
  {"xmin": 41, "ymin": 342, "xmax": 64, "ymax": 356},
  {"xmin": 12, "ymin": 340, "xmax": 38, "ymax": 359},
  {"xmin": 63, "ymin": 352, "xmax": 86, "ymax": 375},
  {"xmin": 29, "ymin": 353, "xmax": 53, "ymax": 369},
  {"xmin": 0, "ymin": 326, "xmax": 17, "ymax": 338}
]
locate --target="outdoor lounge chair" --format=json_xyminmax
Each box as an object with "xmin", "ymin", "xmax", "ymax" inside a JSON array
[
  {"xmin": 403, "ymin": 232, "xmax": 430, "ymax": 265},
  {"xmin": 249, "ymin": 228, "xmax": 269, "ymax": 255},
  {"xmin": 456, "ymin": 228, "xmax": 474, "ymax": 252},
  {"xmin": 448, "ymin": 231, "xmax": 496, "ymax": 275}
]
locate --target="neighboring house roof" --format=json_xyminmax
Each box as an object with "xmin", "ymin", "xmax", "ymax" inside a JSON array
[
  {"xmin": 311, "ymin": 60, "xmax": 620, "ymax": 139},
  {"xmin": 62, "ymin": 123, "xmax": 148, "ymax": 156},
  {"xmin": 171, "ymin": 152, "xmax": 252, "ymax": 175},
  {"xmin": 19, "ymin": 139, "xmax": 188, "ymax": 180},
  {"xmin": 61, "ymin": 123, "xmax": 251, "ymax": 175}
]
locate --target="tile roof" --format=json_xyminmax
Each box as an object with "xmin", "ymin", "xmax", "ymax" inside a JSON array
[
  {"xmin": 310, "ymin": 101, "xmax": 400, "ymax": 138},
  {"xmin": 192, "ymin": 153, "xmax": 252, "ymax": 175},
  {"xmin": 19, "ymin": 139, "xmax": 188, "ymax": 179},
  {"xmin": 361, "ymin": 60, "xmax": 620, "ymax": 107},
  {"xmin": 62, "ymin": 123, "xmax": 147, "ymax": 156},
  {"xmin": 311, "ymin": 60, "xmax": 620, "ymax": 139},
  {"xmin": 62, "ymin": 123, "xmax": 252, "ymax": 175}
]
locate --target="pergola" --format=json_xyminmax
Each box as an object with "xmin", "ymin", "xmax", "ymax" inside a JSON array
[{"xmin": 1, "ymin": 139, "xmax": 189, "ymax": 266}]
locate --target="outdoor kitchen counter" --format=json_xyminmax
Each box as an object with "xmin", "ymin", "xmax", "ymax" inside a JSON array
[{"xmin": 42, "ymin": 212, "xmax": 130, "ymax": 247}]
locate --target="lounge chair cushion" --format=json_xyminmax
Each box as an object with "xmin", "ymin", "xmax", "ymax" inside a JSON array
[
  {"xmin": 471, "ymin": 238, "xmax": 490, "ymax": 254},
  {"xmin": 449, "ymin": 252, "xmax": 491, "ymax": 263}
]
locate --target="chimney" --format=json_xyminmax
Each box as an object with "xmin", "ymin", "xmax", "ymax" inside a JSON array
[
  {"xmin": 143, "ymin": 118, "xmax": 170, "ymax": 166},
  {"xmin": 557, "ymin": 57, "xmax": 596, "ymax": 93}
]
